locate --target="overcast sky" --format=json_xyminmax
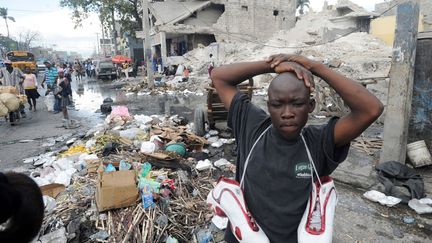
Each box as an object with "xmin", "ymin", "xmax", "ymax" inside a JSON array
[{"xmin": 0, "ymin": 0, "xmax": 387, "ymax": 57}]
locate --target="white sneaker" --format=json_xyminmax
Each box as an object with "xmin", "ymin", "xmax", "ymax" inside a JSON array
[
  {"xmin": 297, "ymin": 176, "xmax": 337, "ymax": 243},
  {"xmin": 207, "ymin": 177, "xmax": 269, "ymax": 243}
]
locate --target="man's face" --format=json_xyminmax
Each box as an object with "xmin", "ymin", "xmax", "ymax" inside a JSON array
[
  {"xmin": 267, "ymin": 73, "xmax": 315, "ymax": 140},
  {"xmin": 58, "ymin": 72, "xmax": 64, "ymax": 78},
  {"xmin": 45, "ymin": 63, "xmax": 51, "ymax": 68}
]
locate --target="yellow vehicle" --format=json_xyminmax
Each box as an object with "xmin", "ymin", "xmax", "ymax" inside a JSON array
[{"xmin": 6, "ymin": 51, "xmax": 37, "ymax": 74}]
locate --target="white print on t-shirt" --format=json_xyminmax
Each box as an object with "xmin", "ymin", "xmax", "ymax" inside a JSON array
[{"xmin": 295, "ymin": 162, "xmax": 312, "ymax": 178}]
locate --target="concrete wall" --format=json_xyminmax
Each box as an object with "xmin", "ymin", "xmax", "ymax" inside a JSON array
[
  {"xmin": 370, "ymin": 15, "xmax": 424, "ymax": 46},
  {"xmin": 375, "ymin": 0, "xmax": 432, "ymax": 31},
  {"xmin": 215, "ymin": 0, "xmax": 296, "ymax": 41},
  {"xmin": 182, "ymin": 5, "xmax": 223, "ymax": 27}
]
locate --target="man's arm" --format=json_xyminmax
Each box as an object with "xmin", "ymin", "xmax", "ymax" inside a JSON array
[
  {"xmin": 211, "ymin": 61, "xmax": 313, "ymax": 109},
  {"xmin": 41, "ymin": 70, "xmax": 47, "ymax": 88},
  {"xmin": 268, "ymin": 54, "xmax": 384, "ymax": 147}
]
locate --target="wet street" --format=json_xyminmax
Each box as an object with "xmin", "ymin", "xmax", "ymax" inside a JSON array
[{"xmin": 0, "ymin": 74, "xmax": 206, "ymax": 172}]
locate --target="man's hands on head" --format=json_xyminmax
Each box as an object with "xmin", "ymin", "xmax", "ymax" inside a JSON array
[
  {"xmin": 267, "ymin": 54, "xmax": 319, "ymax": 71},
  {"xmin": 267, "ymin": 55, "xmax": 316, "ymax": 93}
]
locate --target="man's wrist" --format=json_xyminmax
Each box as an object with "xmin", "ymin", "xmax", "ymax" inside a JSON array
[{"xmin": 309, "ymin": 62, "xmax": 326, "ymax": 75}]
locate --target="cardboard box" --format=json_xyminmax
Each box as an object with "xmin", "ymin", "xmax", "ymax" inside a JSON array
[
  {"xmin": 95, "ymin": 168, "xmax": 139, "ymax": 212},
  {"xmin": 40, "ymin": 183, "xmax": 65, "ymax": 198}
]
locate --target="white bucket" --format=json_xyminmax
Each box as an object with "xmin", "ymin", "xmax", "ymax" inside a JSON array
[{"xmin": 407, "ymin": 140, "xmax": 432, "ymax": 168}]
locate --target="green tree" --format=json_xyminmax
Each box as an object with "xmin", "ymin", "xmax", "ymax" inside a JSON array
[
  {"xmin": 60, "ymin": 0, "xmax": 142, "ymax": 36},
  {"xmin": 0, "ymin": 7, "xmax": 16, "ymax": 38},
  {"xmin": 297, "ymin": 0, "xmax": 310, "ymax": 15}
]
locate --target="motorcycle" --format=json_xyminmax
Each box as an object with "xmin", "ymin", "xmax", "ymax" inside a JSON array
[
  {"xmin": 6, "ymin": 105, "xmax": 25, "ymax": 125},
  {"xmin": 8, "ymin": 109, "xmax": 21, "ymax": 125}
]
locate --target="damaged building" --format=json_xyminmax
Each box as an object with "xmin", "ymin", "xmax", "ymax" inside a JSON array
[
  {"xmin": 138, "ymin": 0, "xmax": 297, "ymax": 67},
  {"xmin": 319, "ymin": 0, "xmax": 377, "ymax": 42},
  {"xmin": 212, "ymin": 0, "xmax": 297, "ymax": 42}
]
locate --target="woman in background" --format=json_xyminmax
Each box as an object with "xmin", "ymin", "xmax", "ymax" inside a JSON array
[{"xmin": 23, "ymin": 67, "xmax": 40, "ymax": 111}]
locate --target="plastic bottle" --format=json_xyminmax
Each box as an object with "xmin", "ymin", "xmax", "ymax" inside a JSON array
[
  {"xmin": 142, "ymin": 184, "xmax": 155, "ymax": 209},
  {"xmin": 140, "ymin": 162, "xmax": 152, "ymax": 178},
  {"xmin": 119, "ymin": 160, "xmax": 132, "ymax": 170},
  {"xmin": 104, "ymin": 163, "xmax": 116, "ymax": 172}
]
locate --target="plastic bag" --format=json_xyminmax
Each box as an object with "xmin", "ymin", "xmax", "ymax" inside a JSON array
[
  {"xmin": 45, "ymin": 94, "xmax": 55, "ymax": 112},
  {"xmin": 0, "ymin": 101, "xmax": 8, "ymax": 116},
  {"xmin": 110, "ymin": 106, "xmax": 131, "ymax": 119},
  {"xmin": 119, "ymin": 160, "xmax": 132, "ymax": 171},
  {"xmin": 141, "ymin": 141, "xmax": 156, "ymax": 154},
  {"xmin": 0, "ymin": 93, "xmax": 20, "ymax": 111}
]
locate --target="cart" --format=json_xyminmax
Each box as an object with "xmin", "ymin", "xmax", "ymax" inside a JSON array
[{"xmin": 194, "ymin": 78, "xmax": 254, "ymax": 136}]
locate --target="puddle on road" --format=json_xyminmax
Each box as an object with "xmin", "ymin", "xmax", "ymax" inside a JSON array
[{"xmin": 70, "ymin": 78, "xmax": 209, "ymax": 125}]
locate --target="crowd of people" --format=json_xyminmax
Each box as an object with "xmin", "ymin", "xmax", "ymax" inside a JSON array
[{"xmin": 0, "ymin": 59, "xmax": 85, "ymax": 128}]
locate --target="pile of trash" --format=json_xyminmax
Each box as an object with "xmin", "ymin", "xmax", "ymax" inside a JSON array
[{"xmin": 28, "ymin": 105, "xmax": 236, "ymax": 242}]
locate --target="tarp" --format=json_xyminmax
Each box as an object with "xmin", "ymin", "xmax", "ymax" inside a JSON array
[{"xmin": 112, "ymin": 55, "xmax": 132, "ymax": 64}]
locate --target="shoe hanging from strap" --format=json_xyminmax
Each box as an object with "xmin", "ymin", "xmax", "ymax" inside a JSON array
[
  {"xmin": 298, "ymin": 133, "xmax": 337, "ymax": 243},
  {"xmin": 206, "ymin": 125, "xmax": 272, "ymax": 243}
]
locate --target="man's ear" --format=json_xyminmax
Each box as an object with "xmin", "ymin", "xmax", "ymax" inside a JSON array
[{"xmin": 309, "ymin": 98, "xmax": 316, "ymax": 113}]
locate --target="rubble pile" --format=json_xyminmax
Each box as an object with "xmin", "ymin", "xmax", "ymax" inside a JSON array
[
  {"xmin": 27, "ymin": 106, "xmax": 236, "ymax": 242},
  {"xmin": 121, "ymin": 76, "xmax": 206, "ymax": 95}
]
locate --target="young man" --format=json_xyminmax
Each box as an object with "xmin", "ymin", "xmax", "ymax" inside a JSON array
[
  {"xmin": 41, "ymin": 61, "xmax": 59, "ymax": 112},
  {"xmin": 55, "ymin": 69, "xmax": 73, "ymax": 128},
  {"xmin": 210, "ymin": 54, "xmax": 383, "ymax": 242}
]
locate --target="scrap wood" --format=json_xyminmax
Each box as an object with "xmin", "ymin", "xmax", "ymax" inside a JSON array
[{"xmin": 353, "ymin": 136, "xmax": 383, "ymax": 156}]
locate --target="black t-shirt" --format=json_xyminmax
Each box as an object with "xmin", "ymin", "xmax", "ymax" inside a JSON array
[{"xmin": 225, "ymin": 92, "xmax": 350, "ymax": 243}]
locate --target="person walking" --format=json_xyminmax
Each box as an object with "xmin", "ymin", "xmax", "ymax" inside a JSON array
[
  {"xmin": 41, "ymin": 61, "xmax": 59, "ymax": 113},
  {"xmin": 0, "ymin": 60, "xmax": 26, "ymax": 117},
  {"xmin": 73, "ymin": 62, "xmax": 82, "ymax": 81},
  {"xmin": 123, "ymin": 61, "xmax": 130, "ymax": 79},
  {"xmin": 23, "ymin": 67, "xmax": 40, "ymax": 111},
  {"xmin": 55, "ymin": 69, "xmax": 73, "ymax": 128}
]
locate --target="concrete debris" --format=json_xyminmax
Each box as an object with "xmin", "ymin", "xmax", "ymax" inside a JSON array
[
  {"xmin": 43, "ymin": 195, "xmax": 57, "ymax": 214},
  {"xmin": 214, "ymin": 158, "xmax": 231, "ymax": 168},
  {"xmin": 363, "ymin": 190, "xmax": 402, "ymax": 207},
  {"xmin": 408, "ymin": 199, "xmax": 432, "ymax": 214},
  {"xmin": 196, "ymin": 159, "xmax": 213, "ymax": 171},
  {"xmin": 39, "ymin": 227, "xmax": 67, "ymax": 243},
  {"xmin": 89, "ymin": 230, "xmax": 109, "ymax": 241}
]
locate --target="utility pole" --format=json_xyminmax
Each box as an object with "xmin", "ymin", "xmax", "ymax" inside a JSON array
[
  {"xmin": 96, "ymin": 33, "xmax": 100, "ymax": 56},
  {"xmin": 142, "ymin": 0, "xmax": 154, "ymax": 88},
  {"xmin": 101, "ymin": 24, "xmax": 107, "ymax": 57},
  {"xmin": 380, "ymin": 0, "xmax": 420, "ymax": 163},
  {"xmin": 111, "ymin": 7, "xmax": 119, "ymax": 56}
]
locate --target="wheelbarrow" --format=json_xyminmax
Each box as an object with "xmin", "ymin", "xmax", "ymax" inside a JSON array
[{"xmin": 194, "ymin": 78, "xmax": 254, "ymax": 136}]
